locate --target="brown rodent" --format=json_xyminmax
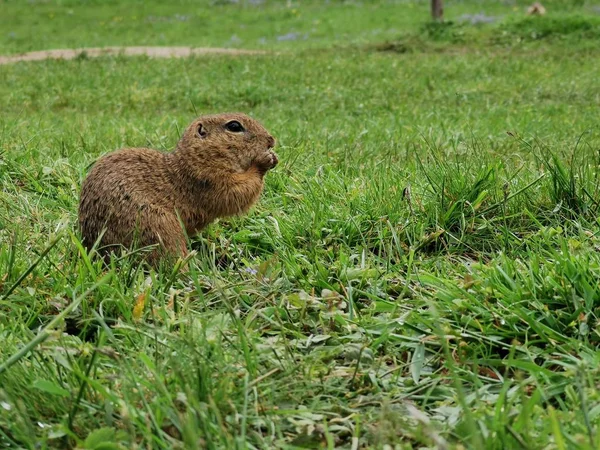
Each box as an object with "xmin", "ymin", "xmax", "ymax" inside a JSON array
[{"xmin": 78, "ymin": 113, "xmax": 278, "ymax": 266}]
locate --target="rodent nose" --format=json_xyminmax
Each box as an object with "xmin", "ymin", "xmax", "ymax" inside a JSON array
[{"xmin": 267, "ymin": 136, "xmax": 276, "ymax": 149}]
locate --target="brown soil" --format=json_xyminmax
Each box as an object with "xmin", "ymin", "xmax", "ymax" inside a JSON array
[{"xmin": 0, "ymin": 46, "xmax": 267, "ymax": 65}]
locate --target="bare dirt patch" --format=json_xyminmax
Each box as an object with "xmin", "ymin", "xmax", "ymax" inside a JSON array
[{"xmin": 0, "ymin": 46, "xmax": 267, "ymax": 65}]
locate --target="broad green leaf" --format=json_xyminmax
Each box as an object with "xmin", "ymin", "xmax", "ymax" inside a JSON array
[
  {"xmin": 32, "ymin": 379, "xmax": 70, "ymax": 398},
  {"xmin": 410, "ymin": 343, "xmax": 425, "ymax": 384}
]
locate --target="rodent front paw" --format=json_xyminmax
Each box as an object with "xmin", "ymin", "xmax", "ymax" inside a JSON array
[
  {"xmin": 268, "ymin": 150, "xmax": 279, "ymax": 168},
  {"xmin": 255, "ymin": 150, "xmax": 278, "ymax": 172}
]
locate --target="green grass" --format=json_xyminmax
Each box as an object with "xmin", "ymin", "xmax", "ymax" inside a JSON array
[
  {"xmin": 1, "ymin": 0, "xmax": 598, "ymax": 54},
  {"xmin": 2, "ymin": 0, "xmax": 600, "ymax": 448}
]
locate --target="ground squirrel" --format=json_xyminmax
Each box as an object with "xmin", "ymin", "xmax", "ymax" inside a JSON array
[
  {"xmin": 78, "ymin": 113, "xmax": 278, "ymax": 266},
  {"xmin": 527, "ymin": 2, "xmax": 546, "ymax": 15}
]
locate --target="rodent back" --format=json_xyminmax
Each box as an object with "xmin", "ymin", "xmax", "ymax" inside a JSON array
[{"xmin": 83, "ymin": 148, "xmax": 176, "ymax": 209}]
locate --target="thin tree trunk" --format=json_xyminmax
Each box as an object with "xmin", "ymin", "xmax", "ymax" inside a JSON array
[{"xmin": 431, "ymin": 0, "xmax": 443, "ymax": 21}]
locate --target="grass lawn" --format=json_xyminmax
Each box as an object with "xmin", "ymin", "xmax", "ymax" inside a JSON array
[{"xmin": 2, "ymin": 0, "xmax": 600, "ymax": 448}]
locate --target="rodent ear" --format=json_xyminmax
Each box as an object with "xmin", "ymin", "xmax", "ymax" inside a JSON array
[{"xmin": 197, "ymin": 123, "xmax": 207, "ymax": 138}]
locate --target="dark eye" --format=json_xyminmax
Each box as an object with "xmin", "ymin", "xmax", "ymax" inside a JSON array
[{"xmin": 224, "ymin": 120, "xmax": 244, "ymax": 133}]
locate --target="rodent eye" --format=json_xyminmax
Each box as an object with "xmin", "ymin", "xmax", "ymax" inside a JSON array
[{"xmin": 224, "ymin": 120, "xmax": 245, "ymax": 133}]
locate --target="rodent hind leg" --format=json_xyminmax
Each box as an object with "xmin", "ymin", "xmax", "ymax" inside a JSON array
[{"xmin": 134, "ymin": 210, "xmax": 189, "ymax": 268}]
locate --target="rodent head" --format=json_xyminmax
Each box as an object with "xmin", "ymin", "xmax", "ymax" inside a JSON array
[{"xmin": 174, "ymin": 113, "xmax": 276, "ymax": 174}]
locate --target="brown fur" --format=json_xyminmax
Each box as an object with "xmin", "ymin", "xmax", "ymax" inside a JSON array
[
  {"xmin": 527, "ymin": 2, "xmax": 546, "ymax": 15},
  {"xmin": 78, "ymin": 113, "xmax": 278, "ymax": 266}
]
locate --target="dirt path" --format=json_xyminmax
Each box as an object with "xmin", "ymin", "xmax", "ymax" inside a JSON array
[{"xmin": 0, "ymin": 46, "xmax": 267, "ymax": 65}]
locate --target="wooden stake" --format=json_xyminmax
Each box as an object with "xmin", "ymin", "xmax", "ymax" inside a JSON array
[{"xmin": 431, "ymin": 0, "xmax": 443, "ymax": 21}]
